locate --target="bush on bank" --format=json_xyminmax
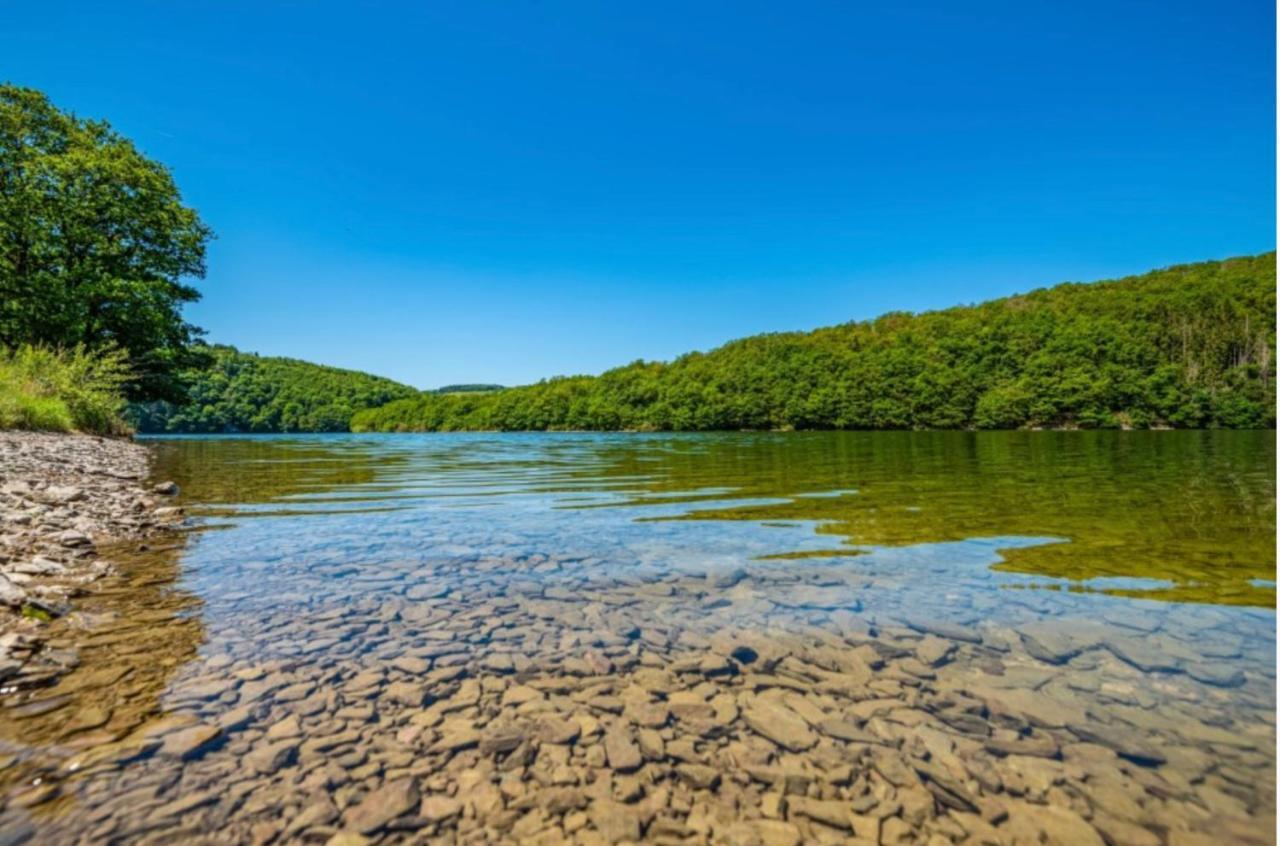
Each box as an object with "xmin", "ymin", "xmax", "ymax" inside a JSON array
[{"xmin": 0, "ymin": 345, "xmax": 131, "ymax": 435}]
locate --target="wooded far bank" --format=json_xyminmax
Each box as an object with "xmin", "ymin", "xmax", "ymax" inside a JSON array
[{"xmin": 350, "ymin": 253, "xmax": 1276, "ymax": 433}]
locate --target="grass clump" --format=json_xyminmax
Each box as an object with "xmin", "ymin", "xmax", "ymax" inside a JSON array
[{"xmin": 0, "ymin": 345, "xmax": 132, "ymax": 435}]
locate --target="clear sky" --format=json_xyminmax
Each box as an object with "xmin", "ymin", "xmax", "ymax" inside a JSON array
[{"xmin": 5, "ymin": 2, "xmax": 1275, "ymax": 389}]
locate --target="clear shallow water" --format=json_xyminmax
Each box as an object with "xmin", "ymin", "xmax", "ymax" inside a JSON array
[{"xmin": 1, "ymin": 431, "xmax": 1275, "ymax": 844}]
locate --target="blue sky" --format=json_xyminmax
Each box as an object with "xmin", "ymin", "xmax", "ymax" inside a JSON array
[{"xmin": 5, "ymin": 2, "xmax": 1275, "ymax": 388}]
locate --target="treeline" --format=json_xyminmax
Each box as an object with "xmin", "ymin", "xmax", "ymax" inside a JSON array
[
  {"xmin": 130, "ymin": 346, "xmax": 417, "ymax": 433},
  {"xmin": 353, "ymin": 254, "xmax": 1276, "ymax": 432},
  {"xmin": 437, "ymin": 384, "xmax": 504, "ymax": 394}
]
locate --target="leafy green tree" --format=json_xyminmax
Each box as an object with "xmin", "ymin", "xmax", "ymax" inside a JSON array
[
  {"xmin": 974, "ymin": 382, "xmax": 1033, "ymax": 429},
  {"xmin": 0, "ymin": 85, "xmax": 213, "ymax": 401}
]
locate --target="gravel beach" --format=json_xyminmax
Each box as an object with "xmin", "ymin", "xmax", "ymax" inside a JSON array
[{"xmin": 0, "ymin": 432, "xmax": 182, "ymax": 692}]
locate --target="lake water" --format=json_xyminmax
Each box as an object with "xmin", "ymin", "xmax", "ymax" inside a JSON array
[{"xmin": 1, "ymin": 431, "xmax": 1275, "ymax": 844}]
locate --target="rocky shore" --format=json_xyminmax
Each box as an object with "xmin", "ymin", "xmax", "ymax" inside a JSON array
[{"xmin": 0, "ymin": 432, "xmax": 182, "ymax": 693}]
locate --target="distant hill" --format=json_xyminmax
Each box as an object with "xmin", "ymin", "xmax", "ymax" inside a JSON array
[
  {"xmin": 129, "ymin": 346, "xmax": 417, "ymax": 433},
  {"xmin": 351, "ymin": 253, "xmax": 1276, "ymax": 432},
  {"xmin": 436, "ymin": 384, "xmax": 504, "ymax": 394}
]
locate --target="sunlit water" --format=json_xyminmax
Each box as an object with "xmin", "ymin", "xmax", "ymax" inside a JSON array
[{"xmin": 1, "ymin": 431, "xmax": 1275, "ymax": 844}]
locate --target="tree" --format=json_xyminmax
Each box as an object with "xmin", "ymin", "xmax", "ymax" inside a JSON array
[{"xmin": 0, "ymin": 84, "xmax": 213, "ymax": 401}]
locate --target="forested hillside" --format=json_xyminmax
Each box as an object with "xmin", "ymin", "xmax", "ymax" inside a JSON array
[
  {"xmin": 353, "ymin": 254, "xmax": 1276, "ymax": 432},
  {"xmin": 130, "ymin": 346, "xmax": 417, "ymax": 433}
]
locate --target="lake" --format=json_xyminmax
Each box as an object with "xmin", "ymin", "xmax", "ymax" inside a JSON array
[{"xmin": 2, "ymin": 431, "xmax": 1275, "ymax": 844}]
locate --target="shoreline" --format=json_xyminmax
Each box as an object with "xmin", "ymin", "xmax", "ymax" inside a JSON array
[
  {"xmin": 136, "ymin": 427, "xmax": 1276, "ymax": 437},
  {"xmin": 0, "ymin": 432, "xmax": 184, "ymax": 692}
]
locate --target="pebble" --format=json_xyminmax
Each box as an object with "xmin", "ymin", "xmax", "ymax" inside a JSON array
[
  {"xmin": 159, "ymin": 724, "xmax": 221, "ymax": 760},
  {"xmin": 346, "ymin": 779, "xmax": 420, "ymax": 833},
  {"xmin": 245, "ymin": 739, "xmax": 299, "ymax": 774},
  {"xmin": 740, "ymin": 698, "xmax": 817, "ymax": 752},
  {"xmin": 418, "ymin": 794, "xmax": 461, "ymax": 823},
  {"xmin": 602, "ymin": 728, "xmax": 643, "ymax": 772}
]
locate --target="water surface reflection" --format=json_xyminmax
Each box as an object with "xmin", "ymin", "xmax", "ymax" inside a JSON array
[{"xmin": 2, "ymin": 432, "xmax": 1274, "ymax": 844}]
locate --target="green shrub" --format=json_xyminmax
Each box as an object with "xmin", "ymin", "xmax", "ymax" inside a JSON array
[
  {"xmin": 0, "ymin": 345, "xmax": 131, "ymax": 434},
  {"xmin": 0, "ymin": 391, "xmax": 74, "ymax": 431}
]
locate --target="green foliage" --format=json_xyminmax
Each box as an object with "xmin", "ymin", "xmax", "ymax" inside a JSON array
[
  {"xmin": 0, "ymin": 84, "xmax": 213, "ymax": 402},
  {"xmin": 974, "ymin": 382, "xmax": 1034, "ymax": 429},
  {"xmin": 20, "ymin": 604, "xmax": 52, "ymax": 622},
  {"xmin": 353, "ymin": 254, "xmax": 1277, "ymax": 432},
  {"xmin": 130, "ymin": 345, "xmax": 418, "ymax": 433},
  {"xmin": 0, "ymin": 344, "xmax": 131, "ymax": 434}
]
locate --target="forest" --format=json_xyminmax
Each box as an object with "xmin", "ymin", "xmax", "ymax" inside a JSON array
[
  {"xmin": 352, "ymin": 253, "xmax": 1276, "ymax": 432},
  {"xmin": 129, "ymin": 346, "xmax": 417, "ymax": 433}
]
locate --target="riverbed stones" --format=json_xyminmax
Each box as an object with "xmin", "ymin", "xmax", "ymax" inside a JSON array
[
  {"xmin": 740, "ymin": 697, "xmax": 817, "ymax": 751},
  {"xmin": 246, "ymin": 738, "xmax": 299, "ymax": 774},
  {"xmin": 536, "ymin": 715, "xmax": 582, "ymax": 745},
  {"xmin": 434, "ymin": 718, "xmax": 481, "ymax": 752},
  {"xmin": 1004, "ymin": 801, "xmax": 1106, "ymax": 845},
  {"xmin": 390, "ymin": 655, "xmax": 430, "ymax": 675},
  {"xmin": 603, "ymin": 727, "xmax": 643, "ymax": 772},
  {"xmin": 383, "ymin": 680, "xmax": 426, "ymax": 707},
  {"xmin": 915, "ymin": 635, "xmax": 955, "ymax": 667},
  {"xmin": 346, "ymin": 779, "xmax": 420, "ymax": 833},
  {"xmin": 1067, "ymin": 723, "xmax": 1166, "ymax": 766},
  {"xmin": 56, "ymin": 529, "xmax": 91, "ymax": 547},
  {"xmin": 1092, "ymin": 812, "xmax": 1162, "ymax": 846},
  {"xmin": 0, "ymin": 575, "xmax": 26, "ymax": 608},
  {"xmin": 419, "ymin": 793, "xmax": 462, "ymax": 823},
  {"xmin": 589, "ymin": 800, "xmax": 641, "ymax": 843},
  {"xmin": 326, "ymin": 834, "xmax": 370, "ymax": 846},
  {"xmin": 907, "ymin": 618, "xmax": 983, "ymax": 644},
  {"xmin": 1104, "ymin": 636, "xmax": 1184, "ymax": 673},
  {"xmin": 39, "ymin": 485, "xmax": 87, "ymax": 504},
  {"xmin": 159, "ymin": 724, "xmax": 221, "ymax": 760},
  {"xmin": 978, "ymin": 685, "xmax": 1088, "ymax": 729},
  {"xmin": 1185, "ymin": 662, "xmax": 1245, "ymax": 687}
]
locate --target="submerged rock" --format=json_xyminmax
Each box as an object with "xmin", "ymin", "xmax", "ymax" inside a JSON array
[
  {"xmin": 740, "ymin": 698, "xmax": 816, "ymax": 751},
  {"xmin": 346, "ymin": 779, "xmax": 420, "ymax": 833},
  {"xmin": 159, "ymin": 724, "xmax": 222, "ymax": 760}
]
